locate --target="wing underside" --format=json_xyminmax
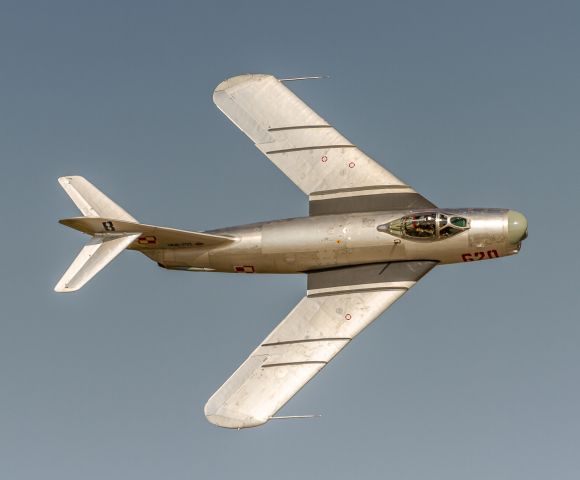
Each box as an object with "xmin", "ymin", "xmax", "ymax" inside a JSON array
[
  {"xmin": 205, "ymin": 261, "xmax": 437, "ymax": 428},
  {"xmin": 213, "ymin": 74, "xmax": 435, "ymax": 214}
]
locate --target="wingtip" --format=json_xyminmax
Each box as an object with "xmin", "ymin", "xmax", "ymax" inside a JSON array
[
  {"xmin": 213, "ymin": 74, "xmax": 273, "ymax": 94},
  {"xmin": 58, "ymin": 176, "xmax": 71, "ymax": 187},
  {"xmin": 204, "ymin": 400, "xmax": 268, "ymax": 429},
  {"xmin": 205, "ymin": 413, "xmax": 268, "ymax": 430},
  {"xmin": 58, "ymin": 175, "xmax": 79, "ymax": 185}
]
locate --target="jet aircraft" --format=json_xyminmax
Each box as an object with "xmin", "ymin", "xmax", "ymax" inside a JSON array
[{"xmin": 55, "ymin": 74, "xmax": 528, "ymax": 429}]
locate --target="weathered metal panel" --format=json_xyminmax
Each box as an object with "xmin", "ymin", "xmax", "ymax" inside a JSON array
[
  {"xmin": 307, "ymin": 261, "xmax": 437, "ymax": 292},
  {"xmin": 309, "ymin": 192, "xmax": 436, "ymax": 215}
]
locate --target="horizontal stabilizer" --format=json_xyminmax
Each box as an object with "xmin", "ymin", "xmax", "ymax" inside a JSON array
[
  {"xmin": 59, "ymin": 217, "xmax": 235, "ymax": 249},
  {"xmin": 55, "ymin": 233, "xmax": 140, "ymax": 292}
]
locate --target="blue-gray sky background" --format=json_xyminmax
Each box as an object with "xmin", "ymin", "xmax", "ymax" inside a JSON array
[{"xmin": 1, "ymin": 1, "xmax": 579, "ymax": 479}]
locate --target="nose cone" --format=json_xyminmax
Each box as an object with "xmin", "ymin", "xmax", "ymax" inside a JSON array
[{"xmin": 507, "ymin": 210, "xmax": 528, "ymax": 244}]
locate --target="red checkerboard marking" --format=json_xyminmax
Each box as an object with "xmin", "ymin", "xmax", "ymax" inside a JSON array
[
  {"xmin": 234, "ymin": 265, "xmax": 255, "ymax": 273},
  {"xmin": 138, "ymin": 236, "xmax": 157, "ymax": 245}
]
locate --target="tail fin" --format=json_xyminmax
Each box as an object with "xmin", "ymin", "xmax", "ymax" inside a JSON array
[
  {"xmin": 58, "ymin": 176, "xmax": 137, "ymax": 222},
  {"xmin": 55, "ymin": 176, "xmax": 140, "ymax": 293}
]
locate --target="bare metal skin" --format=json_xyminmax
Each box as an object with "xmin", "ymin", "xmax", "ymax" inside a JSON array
[
  {"xmin": 55, "ymin": 74, "xmax": 528, "ymax": 429},
  {"xmin": 148, "ymin": 209, "xmax": 524, "ymax": 273}
]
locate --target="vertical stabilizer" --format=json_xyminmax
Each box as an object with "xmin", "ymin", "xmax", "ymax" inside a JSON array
[{"xmin": 58, "ymin": 176, "xmax": 137, "ymax": 221}]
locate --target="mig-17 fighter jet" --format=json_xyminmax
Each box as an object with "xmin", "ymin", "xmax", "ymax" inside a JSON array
[{"xmin": 55, "ymin": 74, "xmax": 528, "ymax": 429}]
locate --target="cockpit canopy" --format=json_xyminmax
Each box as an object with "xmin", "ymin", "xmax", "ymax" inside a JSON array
[{"xmin": 377, "ymin": 212, "xmax": 469, "ymax": 240}]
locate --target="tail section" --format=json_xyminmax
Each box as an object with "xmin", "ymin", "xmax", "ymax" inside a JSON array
[{"xmin": 55, "ymin": 176, "xmax": 235, "ymax": 293}]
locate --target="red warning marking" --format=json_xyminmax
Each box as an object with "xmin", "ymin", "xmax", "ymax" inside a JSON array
[
  {"xmin": 138, "ymin": 235, "xmax": 157, "ymax": 245},
  {"xmin": 348, "ymin": 162, "xmax": 355, "ymax": 168},
  {"xmin": 321, "ymin": 155, "xmax": 328, "ymax": 162},
  {"xmin": 345, "ymin": 313, "xmax": 352, "ymax": 320},
  {"xmin": 234, "ymin": 265, "xmax": 255, "ymax": 273}
]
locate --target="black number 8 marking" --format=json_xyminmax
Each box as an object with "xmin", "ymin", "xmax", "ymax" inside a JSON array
[{"xmin": 102, "ymin": 221, "xmax": 115, "ymax": 232}]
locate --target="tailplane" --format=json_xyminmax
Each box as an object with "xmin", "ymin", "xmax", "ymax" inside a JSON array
[{"xmin": 54, "ymin": 233, "xmax": 140, "ymax": 292}]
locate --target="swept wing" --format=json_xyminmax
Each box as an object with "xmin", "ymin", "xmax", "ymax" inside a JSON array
[
  {"xmin": 213, "ymin": 74, "xmax": 435, "ymax": 215},
  {"xmin": 205, "ymin": 261, "xmax": 436, "ymax": 428}
]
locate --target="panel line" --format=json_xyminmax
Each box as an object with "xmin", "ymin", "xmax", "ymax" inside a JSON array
[
  {"xmin": 307, "ymin": 286, "xmax": 408, "ymax": 298},
  {"xmin": 262, "ymin": 337, "xmax": 351, "ymax": 347},
  {"xmin": 266, "ymin": 145, "xmax": 356, "ymax": 155},
  {"xmin": 310, "ymin": 185, "xmax": 411, "ymax": 196},
  {"xmin": 268, "ymin": 125, "xmax": 332, "ymax": 132},
  {"xmin": 262, "ymin": 361, "xmax": 327, "ymax": 368}
]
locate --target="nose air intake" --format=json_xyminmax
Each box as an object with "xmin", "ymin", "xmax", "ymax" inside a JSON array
[{"xmin": 507, "ymin": 210, "xmax": 528, "ymax": 244}]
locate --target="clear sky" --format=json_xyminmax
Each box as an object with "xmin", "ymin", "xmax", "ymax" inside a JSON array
[{"xmin": 1, "ymin": 1, "xmax": 579, "ymax": 479}]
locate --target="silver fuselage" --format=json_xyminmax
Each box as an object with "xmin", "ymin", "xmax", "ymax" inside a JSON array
[{"xmin": 146, "ymin": 208, "xmax": 522, "ymax": 273}]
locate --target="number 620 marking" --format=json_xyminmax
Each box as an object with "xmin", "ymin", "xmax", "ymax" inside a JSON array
[{"xmin": 462, "ymin": 250, "xmax": 499, "ymax": 262}]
